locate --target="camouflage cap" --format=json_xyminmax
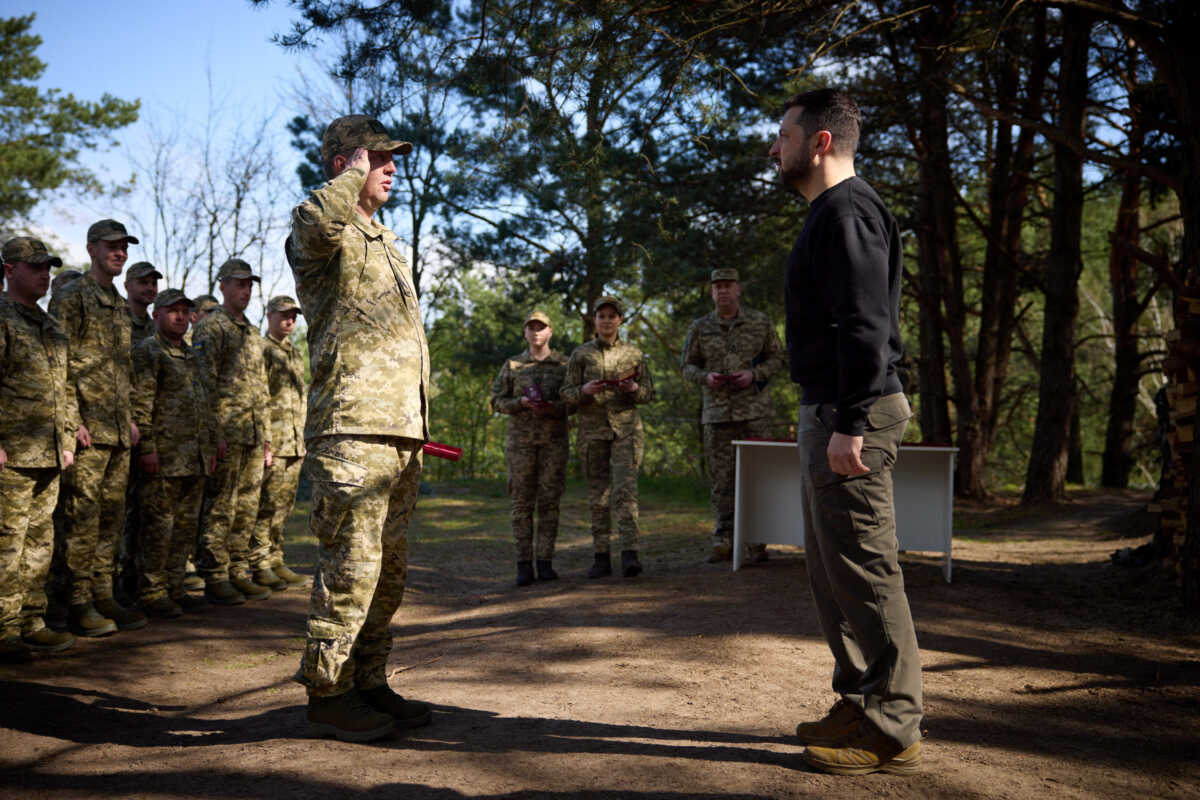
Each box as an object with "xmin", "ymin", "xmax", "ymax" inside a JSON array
[
  {"xmin": 51, "ymin": 269, "xmax": 83, "ymax": 294},
  {"xmin": 86, "ymin": 219, "xmax": 139, "ymax": 245},
  {"xmin": 2, "ymin": 236, "xmax": 63, "ymax": 268},
  {"xmin": 593, "ymin": 295, "xmax": 623, "ymax": 316},
  {"xmin": 321, "ymin": 114, "xmax": 413, "ymax": 163},
  {"xmin": 126, "ymin": 261, "xmax": 163, "ymax": 280},
  {"xmin": 710, "ymin": 268, "xmax": 740, "ymax": 283},
  {"xmin": 152, "ymin": 288, "xmax": 193, "ymax": 310},
  {"xmin": 193, "ymin": 294, "xmax": 220, "ymax": 312},
  {"xmin": 525, "ymin": 310, "xmax": 552, "ymax": 327},
  {"xmin": 216, "ymin": 258, "xmax": 260, "ymax": 283},
  {"xmin": 267, "ymin": 295, "xmax": 302, "ymax": 314}
]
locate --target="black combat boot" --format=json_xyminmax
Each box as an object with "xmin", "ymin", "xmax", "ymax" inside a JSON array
[
  {"xmin": 307, "ymin": 689, "xmax": 396, "ymax": 742},
  {"xmin": 515, "ymin": 560, "xmax": 536, "ymax": 587},
  {"xmin": 587, "ymin": 551, "xmax": 612, "ymax": 578},
  {"xmin": 621, "ymin": 549, "xmax": 642, "ymax": 577},
  {"xmin": 536, "ymin": 560, "xmax": 558, "ymax": 581}
]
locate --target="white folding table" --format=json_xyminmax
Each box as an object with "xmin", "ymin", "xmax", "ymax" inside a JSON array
[{"xmin": 731, "ymin": 441, "xmax": 958, "ymax": 582}]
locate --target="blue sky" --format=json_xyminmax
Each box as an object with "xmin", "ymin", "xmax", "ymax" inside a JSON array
[{"xmin": 14, "ymin": 0, "xmax": 317, "ymax": 300}]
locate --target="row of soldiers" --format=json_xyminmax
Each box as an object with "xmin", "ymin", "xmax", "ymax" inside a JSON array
[
  {"xmin": 490, "ymin": 269, "xmax": 786, "ymax": 587},
  {"xmin": 0, "ymin": 222, "xmax": 309, "ymax": 662}
]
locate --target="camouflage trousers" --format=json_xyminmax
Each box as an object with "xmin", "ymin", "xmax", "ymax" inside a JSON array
[
  {"xmin": 137, "ymin": 475, "xmax": 205, "ymax": 603},
  {"xmin": 296, "ymin": 435, "xmax": 422, "ymax": 698},
  {"xmin": 250, "ymin": 454, "xmax": 303, "ymax": 570},
  {"xmin": 199, "ymin": 443, "xmax": 265, "ymax": 582},
  {"xmin": 61, "ymin": 444, "xmax": 130, "ymax": 604},
  {"xmin": 580, "ymin": 431, "xmax": 643, "ymax": 553},
  {"xmin": 703, "ymin": 417, "xmax": 772, "ymax": 546},
  {"xmin": 506, "ymin": 437, "xmax": 568, "ymax": 562},
  {"xmin": 0, "ymin": 467, "xmax": 60, "ymax": 637}
]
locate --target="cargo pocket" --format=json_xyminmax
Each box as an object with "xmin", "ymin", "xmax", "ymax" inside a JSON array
[{"xmin": 808, "ymin": 449, "xmax": 886, "ymax": 534}]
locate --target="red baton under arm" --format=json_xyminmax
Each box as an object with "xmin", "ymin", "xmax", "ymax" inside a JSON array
[{"xmin": 422, "ymin": 441, "xmax": 462, "ymax": 461}]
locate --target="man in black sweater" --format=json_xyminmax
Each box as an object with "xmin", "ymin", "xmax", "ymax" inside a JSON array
[{"xmin": 770, "ymin": 89, "xmax": 923, "ymax": 775}]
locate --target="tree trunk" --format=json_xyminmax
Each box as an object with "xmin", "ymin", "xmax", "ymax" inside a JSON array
[
  {"xmin": 1023, "ymin": 9, "xmax": 1090, "ymax": 504},
  {"xmin": 1100, "ymin": 115, "xmax": 1144, "ymax": 488}
]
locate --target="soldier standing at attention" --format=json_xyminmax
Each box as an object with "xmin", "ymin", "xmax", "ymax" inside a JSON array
[
  {"xmin": 490, "ymin": 311, "xmax": 571, "ymax": 587},
  {"xmin": 130, "ymin": 290, "xmax": 216, "ymax": 618},
  {"xmin": 770, "ymin": 89, "xmax": 921, "ymax": 775},
  {"xmin": 49, "ymin": 219, "xmax": 147, "ymax": 637},
  {"xmin": 192, "ymin": 259, "xmax": 273, "ymax": 606},
  {"xmin": 681, "ymin": 268, "xmax": 786, "ymax": 564},
  {"xmin": 0, "ymin": 237, "xmax": 78, "ymax": 661},
  {"xmin": 249, "ymin": 295, "xmax": 308, "ymax": 589},
  {"xmin": 561, "ymin": 296, "xmax": 654, "ymax": 579},
  {"xmin": 287, "ymin": 114, "xmax": 433, "ymax": 741},
  {"xmin": 183, "ymin": 295, "xmax": 219, "ymax": 346},
  {"xmin": 124, "ymin": 262, "xmax": 161, "ymax": 343}
]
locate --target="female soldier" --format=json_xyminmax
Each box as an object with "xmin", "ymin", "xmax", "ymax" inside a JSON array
[
  {"xmin": 491, "ymin": 311, "xmax": 572, "ymax": 586},
  {"xmin": 560, "ymin": 296, "xmax": 654, "ymax": 578}
]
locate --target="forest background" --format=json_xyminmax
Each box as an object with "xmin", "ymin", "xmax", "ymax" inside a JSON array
[{"xmin": 4, "ymin": 1, "xmax": 1198, "ymax": 602}]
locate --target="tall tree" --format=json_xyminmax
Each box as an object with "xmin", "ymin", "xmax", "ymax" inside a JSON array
[{"xmin": 0, "ymin": 14, "xmax": 139, "ymax": 224}]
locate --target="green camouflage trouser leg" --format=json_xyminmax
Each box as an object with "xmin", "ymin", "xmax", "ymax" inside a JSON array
[
  {"xmin": 296, "ymin": 435, "xmax": 422, "ymax": 698},
  {"xmin": 0, "ymin": 467, "xmax": 60, "ymax": 637},
  {"xmin": 703, "ymin": 417, "xmax": 772, "ymax": 547},
  {"xmin": 61, "ymin": 444, "xmax": 130, "ymax": 604},
  {"xmin": 506, "ymin": 438, "xmax": 568, "ymax": 562},
  {"xmin": 580, "ymin": 430, "xmax": 643, "ymax": 554},
  {"xmin": 250, "ymin": 455, "xmax": 303, "ymax": 570},
  {"xmin": 137, "ymin": 475, "xmax": 205, "ymax": 602},
  {"xmin": 199, "ymin": 443, "xmax": 265, "ymax": 582}
]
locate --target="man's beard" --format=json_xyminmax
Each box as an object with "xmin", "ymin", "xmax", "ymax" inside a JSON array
[{"xmin": 778, "ymin": 157, "xmax": 811, "ymax": 193}]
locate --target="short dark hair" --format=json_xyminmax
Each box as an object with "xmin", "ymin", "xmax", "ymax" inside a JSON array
[{"xmin": 782, "ymin": 89, "xmax": 861, "ymax": 157}]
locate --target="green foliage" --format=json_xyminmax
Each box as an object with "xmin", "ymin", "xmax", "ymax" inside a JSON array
[{"xmin": 0, "ymin": 14, "xmax": 139, "ymax": 222}]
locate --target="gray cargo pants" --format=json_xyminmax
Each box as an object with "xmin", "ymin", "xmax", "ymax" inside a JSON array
[{"xmin": 796, "ymin": 392, "xmax": 923, "ymax": 750}]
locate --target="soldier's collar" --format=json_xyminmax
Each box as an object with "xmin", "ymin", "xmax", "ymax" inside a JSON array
[
  {"xmin": 81, "ymin": 273, "xmax": 121, "ymax": 307},
  {"xmin": 156, "ymin": 330, "xmax": 189, "ymax": 355},
  {"xmin": 350, "ymin": 213, "xmax": 395, "ymax": 242}
]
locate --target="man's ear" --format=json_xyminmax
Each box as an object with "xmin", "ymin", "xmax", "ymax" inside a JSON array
[
  {"xmin": 814, "ymin": 130, "xmax": 834, "ymax": 155},
  {"xmin": 332, "ymin": 153, "xmax": 348, "ymax": 175}
]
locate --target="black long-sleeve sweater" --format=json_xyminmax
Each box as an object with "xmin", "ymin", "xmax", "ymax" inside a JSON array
[{"xmin": 784, "ymin": 176, "xmax": 904, "ymax": 436}]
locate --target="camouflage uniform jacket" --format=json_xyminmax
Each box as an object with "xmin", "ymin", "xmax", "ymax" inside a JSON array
[
  {"xmin": 0, "ymin": 297, "xmax": 78, "ymax": 468},
  {"xmin": 191, "ymin": 308, "xmax": 270, "ymax": 446},
  {"xmin": 285, "ymin": 166, "xmax": 430, "ymax": 442},
  {"xmin": 128, "ymin": 309, "xmax": 154, "ymax": 343},
  {"xmin": 48, "ymin": 273, "xmax": 133, "ymax": 447},
  {"xmin": 263, "ymin": 332, "xmax": 307, "ymax": 458},
  {"xmin": 561, "ymin": 336, "xmax": 654, "ymax": 441},
  {"xmin": 681, "ymin": 307, "xmax": 786, "ymax": 424},
  {"xmin": 490, "ymin": 349, "xmax": 571, "ymax": 445},
  {"xmin": 131, "ymin": 331, "xmax": 217, "ymax": 477}
]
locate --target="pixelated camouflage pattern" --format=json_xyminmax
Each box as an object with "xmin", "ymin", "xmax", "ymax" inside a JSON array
[
  {"xmin": 250, "ymin": 454, "xmax": 303, "ymax": 569},
  {"xmin": 490, "ymin": 349, "xmax": 571, "ymax": 444},
  {"xmin": 704, "ymin": 417, "xmax": 771, "ymax": 545},
  {"xmin": 296, "ymin": 435, "xmax": 422, "ymax": 697},
  {"xmin": 198, "ymin": 442, "xmax": 264, "ymax": 582},
  {"xmin": 285, "ymin": 166, "xmax": 430, "ymax": 442},
  {"xmin": 137, "ymin": 474, "xmax": 204, "ymax": 602},
  {"xmin": 580, "ymin": 434, "xmax": 643, "ymax": 552},
  {"xmin": 191, "ymin": 308, "xmax": 270, "ymax": 446},
  {"xmin": 48, "ymin": 274, "xmax": 133, "ymax": 447},
  {"xmin": 263, "ymin": 332, "xmax": 307, "ymax": 458},
  {"xmin": 128, "ymin": 309, "xmax": 154, "ymax": 343},
  {"xmin": 0, "ymin": 466, "xmax": 59, "ymax": 636},
  {"xmin": 560, "ymin": 336, "xmax": 654, "ymax": 441},
  {"xmin": 0, "ymin": 298, "xmax": 77, "ymax": 468},
  {"xmin": 506, "ymin": 439, "xmax": 568, "ymax": 561},
  {"xmin": 681, "ymin": 307, "xmax": 785, "ymax": 424},
  {"xmin": 131, "ymin": 332, "xmax": 217, "ymax": 477},
  {"xmin": 60, "ymin": 444, "xmax": 129, "ymax": 603}
]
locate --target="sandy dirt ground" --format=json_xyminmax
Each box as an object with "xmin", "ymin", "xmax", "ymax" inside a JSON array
[{"xmin": 1, "ymin": 486, "xmax": 1198, "ymax": 800}]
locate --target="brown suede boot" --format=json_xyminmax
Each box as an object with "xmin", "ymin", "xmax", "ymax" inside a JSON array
[
  {"xmin": 307, "ymin": 689, "xmax": 396, "ymax": 742},
  {"xmin": 359, "ymin": 685, "xmax": 433, "ymax": 729}
]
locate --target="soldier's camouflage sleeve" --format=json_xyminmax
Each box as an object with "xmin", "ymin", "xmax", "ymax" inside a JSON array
[
  {"xmin": 192, "ymin": 319, "xmax": 227, "ymax": 442},
  {"xmin": 131, "ymin": 338, "xmax": 159, "ymax": 454},
  {"xmin": 752, "ymin": 319, "xmax": 786, "ymax": 384},
  {"xmin": 57, "ymin": 331, "xmax": 78, "ymax": 454},
  {"xmin": 47, "ymin": 288, "xmax": 84, "ymax": 419},
  {"xmin": 490, "ymin": 360, "xmax": 524, "ymax": 415},
  {"xmin": 559, "ymin": 350, "xmax": 587, "ymax": 408},
  {"xmin": 289, "ymin": 166, "xmax": 367, "ymax": 265},
  {"xmin": 634, "ymin": 352, "xmax": 654, "ymax": 405},
  {"xmin": 681, "ymin": 320, "xmax": 707, "ymax": 385}
]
